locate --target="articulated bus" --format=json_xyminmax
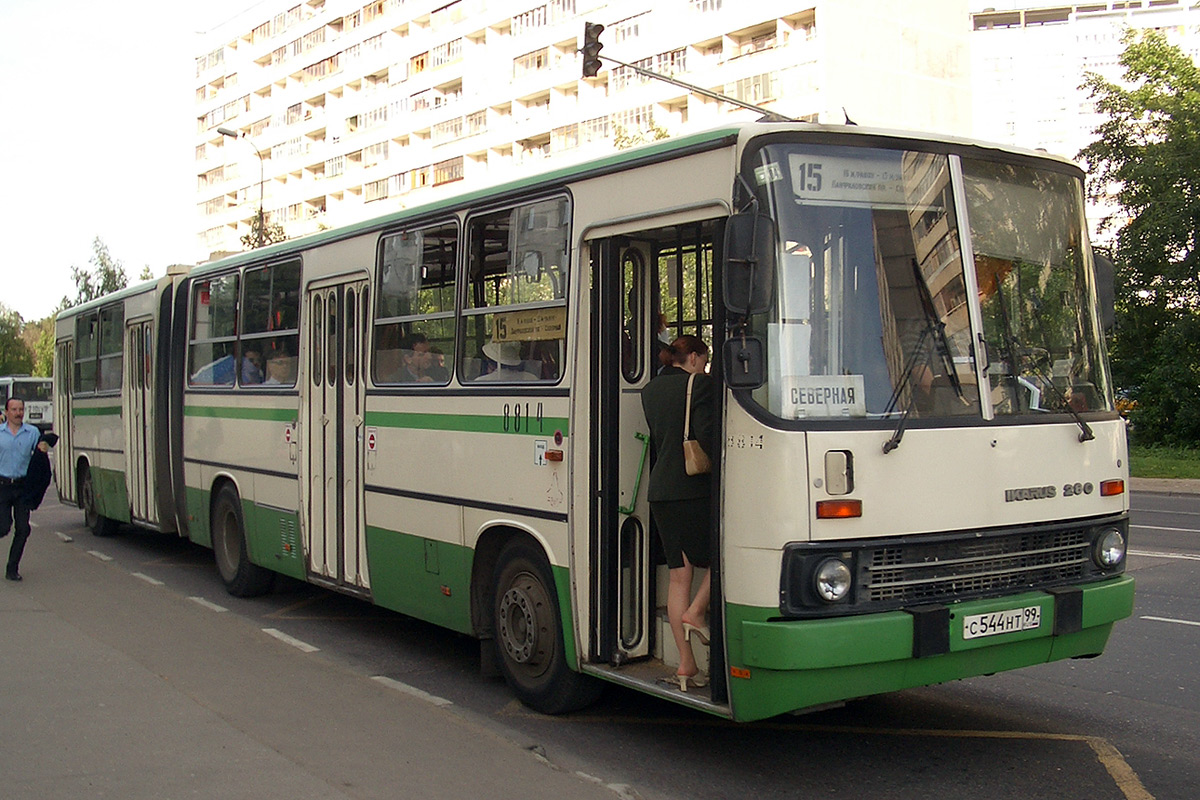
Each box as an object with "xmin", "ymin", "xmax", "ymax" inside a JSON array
[
  {"xmin": 54, "ymin": 123, "xmax": 1133, "ymax": 721},
  {"xmin": 1, "ymin": 375, "xmax": 54, "ymax": 432}
]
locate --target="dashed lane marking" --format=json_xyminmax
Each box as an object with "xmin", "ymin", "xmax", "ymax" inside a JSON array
[
  {"xmin": 1129, "ymin": 549, "xmax": 1200, "ymax": 562},
  {"xmin": 131, "ymin": 572, "xmax": 164, "ymax": 586},
  {"xmin": 188, "ymin": 596, "xmax": 228, "ymax": 613},
  {"xmin": 262, "ymin": 627, "xmax": 319, "ymax": 653},
  {"xmin": 87, "ymin": 550, "xmax": 112, "ymax": 562},
  {"xmin": 371, "ymin": 676, "xmax": 452, "ymax": 707}
]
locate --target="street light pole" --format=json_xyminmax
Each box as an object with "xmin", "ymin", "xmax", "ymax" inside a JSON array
[{"xmin": 217, "ymin": 126, "xmax": 267, "ymax": 248}]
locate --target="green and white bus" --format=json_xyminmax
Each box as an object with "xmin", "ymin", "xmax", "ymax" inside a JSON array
[
  {"xmin": 55, "ymin": 123, "xmax": 1134, "ymax": 721},
  {"xmin": 1, "ymin": 375, "xmax": 54, "ymax": 432}
]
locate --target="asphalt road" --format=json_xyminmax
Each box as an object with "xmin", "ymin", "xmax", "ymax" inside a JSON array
[{"xmin": 7, "ymin": 492, "xmax": 1196, "ymax": 800}]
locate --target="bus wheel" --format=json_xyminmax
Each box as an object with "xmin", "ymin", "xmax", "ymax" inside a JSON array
[
  {"xmin": 492, "ymin": 539, "xmax": 601, "ymax": 714},
  {"xmin": 81, "ymin": 467, "xmax": 118, "ymax": 537},
  {"xmin": 211, "ymin": 485, "xmax": 274, "ymax": 598}
]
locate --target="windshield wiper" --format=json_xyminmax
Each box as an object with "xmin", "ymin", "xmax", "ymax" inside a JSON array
[
  {"xmin": 991, "ymin": 280, "xmax": 1093, "ymax": 443},
  {"xmin": 882, "ymin": 261, "xmax": 968, "ymax": 454}
]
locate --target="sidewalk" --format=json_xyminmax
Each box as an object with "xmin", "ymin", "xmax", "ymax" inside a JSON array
[
  {"xmin": 1130, "ymin": 477, "xmax": 1200, "ymax": 496},
  {"xmin": 0, "ymin": 521, "xmax": 624, "ymax": 800}
]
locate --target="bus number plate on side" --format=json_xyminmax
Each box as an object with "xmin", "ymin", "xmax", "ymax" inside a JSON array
[{"xmin": 962, "ymin": 606, "xmax": 1042, "ymax": 640}]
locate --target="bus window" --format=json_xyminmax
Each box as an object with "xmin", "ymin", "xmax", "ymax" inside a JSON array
[
  {"xmin": 375, "ymin": 221, "xmax": 457, "ymax": 385},
  {"xmin": 242, "ymin": 260, "xmax": 301, "ymax": 388},
  {"xmin": 74, "ymin": 313, "xmax": 98, "ymax": 393},
  {"xmin": 189, "ymin": 273, "xmax": 239, "ymax": 387},
  {"xmin": 463, "ymin": 197, "xmax": 568, "ymax": 383},
  {"xmin": 657, "ymin": 222, "xmax": 715, "ymax": 348},
  {"xmin": 97, "ymin": 304, "xmax": 124, "ymax": 393}
]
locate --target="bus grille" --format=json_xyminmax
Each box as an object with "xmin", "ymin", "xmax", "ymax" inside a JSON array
[{"xmin": 860, "ymin": 528, "xmax": 1089, "ymax": 604}]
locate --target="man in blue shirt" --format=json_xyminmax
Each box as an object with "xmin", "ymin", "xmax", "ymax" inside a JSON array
[{"xmin": 2, "ymin": 397, "xmax": 45, "ymax": 581}]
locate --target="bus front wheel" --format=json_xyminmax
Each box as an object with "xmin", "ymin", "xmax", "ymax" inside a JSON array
[
  {"xmin": 492, "ymin": 539, "xmax": 601, "ymax": 714},
  {"xmin": 80, "ymin": 467, "xmax": 118, "ymax": 537},
  {"xmin": 211, "ymin": 485, "xmax": 274, "ymax": 598}
]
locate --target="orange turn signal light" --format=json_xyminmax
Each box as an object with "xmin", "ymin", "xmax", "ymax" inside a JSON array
[
  {"xmin": 545, "ymin": 449, "xmax": 564, "ymax": 462},
  {"xmin": 730, "ymin": 666, "xmax": 751, "ymax": 679},
  {"xmin": 1100, "ymin": 479, "xmax": 1125, "ymax": 497},
  {"xmin": 816, "ymin": 499, "xmax": 862, "ymax": 519}
]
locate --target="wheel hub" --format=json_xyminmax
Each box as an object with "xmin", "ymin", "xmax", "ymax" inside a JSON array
[{"xmin": 499, "ymin": 585, "xmax": 538, "ymax": 663}]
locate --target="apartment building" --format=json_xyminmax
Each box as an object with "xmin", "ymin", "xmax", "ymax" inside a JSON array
[
  {"xmin": 971, "ymin": 0, "xmax": 1200, "ymax": 239},
  {"xmin": 194, "ymin": 0, "xmax": 970, "ymax": 258}
]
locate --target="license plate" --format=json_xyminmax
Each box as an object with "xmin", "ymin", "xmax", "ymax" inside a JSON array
[{"xmin": 962, "ymin": 606, "xmax": 1042, "ymax": 640}]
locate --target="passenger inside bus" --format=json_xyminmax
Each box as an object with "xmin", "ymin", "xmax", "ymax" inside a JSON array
[
  {"xmin": 475, "ymin": 340, "xmax": 539, "ymax": 381},
  {"xmin": 263, "ymin": 350, "xmax": 296, "ymax": 386},
  {"xmin": 241, "ymin": 349, "xmax": 265, "ymax": 384},
  {"xmin": 398, "ymin": 332, "xmax": 435, "ymax": 383}
]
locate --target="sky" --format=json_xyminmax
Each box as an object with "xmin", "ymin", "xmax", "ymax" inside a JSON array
[
  {"xmin": 0, "ymin": 0, "xmax": 1022, "ymax": 324},
  {"xmin": 0, "ymin": 0, "xmax": 263, "ymax": 323}
]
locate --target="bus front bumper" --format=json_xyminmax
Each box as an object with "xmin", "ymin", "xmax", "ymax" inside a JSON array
[{"xmin": 726, "ymin": 575, "xmax": 1134, "ymax": 722}]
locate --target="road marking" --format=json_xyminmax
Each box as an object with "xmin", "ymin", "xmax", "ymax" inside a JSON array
[
  {"xmin": 55, "ymin": 531, "xmax": 73, "ymax": 542},
  {"xmin": 262, "ymin": 627, "xmax": 319, "ymax": 653},
  {"xmin": 371, "ymin": 675, "xmax": 452, "ymax": 707},
  {"xmin": 188, "ymin": 596, "xmax": 228, "ymax": 613},
  {"xmin": 1141, "ymin": 615, "xmax": 1200, "ymax": 628},
  {"xmin": 1129, "ymin": 549, "xmax": 1200, "ymax": 562},
  {"xmin": 509, "ymin": 716, "xmax": 1153, "ymax": 800},
  {"xmin": 131, "ymin": 572, "xmax": 164, "ymax": 586},
  {"xmin": 87, "ymin": 550, "xmax": 112, "ymax": 562},
  {"xmin": 1131, "ymin": 524, "xmax": 1200, "ymax": 534}
]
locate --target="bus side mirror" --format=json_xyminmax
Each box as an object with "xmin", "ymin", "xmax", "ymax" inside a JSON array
[
  {"xmin": 723, "ymin": 213, "xmax": 777, "ymax": 316},
  {"xmin": 723, "ymin": 335, "xmax": 765, "ymax": 389},
  {"xmin": 1093, "ymin": 250, "xmax": 1116, "ymax": 331}
]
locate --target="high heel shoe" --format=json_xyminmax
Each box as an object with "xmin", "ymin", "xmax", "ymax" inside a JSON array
[
  {"xmin": 658, "ymin": 672, "xmax": 709, "ymax": 692},
  {"xmin": 682, "ymin": 621, "xmax": 710, "ymax": 645}
]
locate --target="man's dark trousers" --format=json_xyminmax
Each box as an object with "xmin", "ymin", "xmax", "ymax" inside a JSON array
[{"xmin": 1, "ymin": 481, "xmax": 31, "ymax": 577}]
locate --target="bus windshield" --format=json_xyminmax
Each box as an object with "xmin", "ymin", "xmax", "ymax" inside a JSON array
[
  {"xmin": 743, "ymin": 141, "xmax": 1111, "ymax": 422},
  {"xmin": 11, "ymin": 379, "xmax": 52, "ymax": 402}
]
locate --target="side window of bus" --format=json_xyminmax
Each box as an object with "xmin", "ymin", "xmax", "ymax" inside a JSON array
[
  {"xmin": 97, "ymin": 305, "xmax": 124, "ymax": 393},
  {"xmin": 463, "ymin": 197, "xmax": 569, "ymax": 383},
  {"xmin": 188, "ymin": 273, "xmax": 239, "ymax": 388},
  {"xmin": 242, "ymin": 260, "xmax": 301, "ymax": 387},
  {"xmin": 74, "ymin": 313, "xmax": 99, "ymax": 394},
  {"xmin": 375, "ymin": 221, "xmax": 457, "ymax": 385}
]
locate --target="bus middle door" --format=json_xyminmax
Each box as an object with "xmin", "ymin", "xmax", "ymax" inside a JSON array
[{"xmin": 305, "ymin": 277, "xmax": 370, "ymax": 594}]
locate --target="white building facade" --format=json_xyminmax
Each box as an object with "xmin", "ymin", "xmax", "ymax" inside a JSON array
[
  {"xmin": 195, "ymin": 0, "xmax": 971, "ymax": 257},
  {"xmin": 971, "ymin": 0, "xmax": 1200, "ymax": 240}
]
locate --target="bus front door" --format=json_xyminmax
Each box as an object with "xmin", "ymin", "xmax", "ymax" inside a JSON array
[
  {"xmin": 304, "ymin": 278, "xmax": 370, "ymax": 594},
  {"xmin": 591, "ymin": 237, "xmax": 655, "ymax": 665}
]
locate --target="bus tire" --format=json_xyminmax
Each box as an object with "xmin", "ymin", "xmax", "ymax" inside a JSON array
[
  {"xmin": 492, "ymin": 539, "xmax": 602, "ymax": 714},
  {"xmin": 81, "ymin": 466, "xmax": 118, "ymax": 537},
  {"xmin": 211, "ymin": 485, "xmax": 274, "ymax": 598}
]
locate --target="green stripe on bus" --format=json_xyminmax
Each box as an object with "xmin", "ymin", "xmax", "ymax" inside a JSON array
[
  {"xmin": 74, "ymin": 406, "xmax": 122, "ymax": 417},
  {"xmin": 366, "ymin": 410, "xmax": 569, "ymax": 437},
  {"xmin": 184, "ymin": 406, "xmax": 298, "ymax": 422}
]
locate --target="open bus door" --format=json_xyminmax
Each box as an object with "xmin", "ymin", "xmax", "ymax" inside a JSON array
[{"xmin": 589, "ymin": 220, "xmax": 727, "ymax": 706}]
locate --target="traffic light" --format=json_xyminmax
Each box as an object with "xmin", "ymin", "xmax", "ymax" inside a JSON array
[{"xmin": 581, "ymin": 22, "xmax": 604, "ymax": 78}]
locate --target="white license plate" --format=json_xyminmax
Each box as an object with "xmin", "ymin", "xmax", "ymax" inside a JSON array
[{"xmin": 962, "ymin": 606, "xmax": 1042, "ymax": 640}]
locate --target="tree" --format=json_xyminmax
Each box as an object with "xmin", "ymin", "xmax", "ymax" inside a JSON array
[
  {"xmin": 613, "ymin": 119, "xmax": 671, "ymax": 150},
  {"xmin": 1079, "ymin": 29, "xmax": 1200, "ymax": 446},
  {"xmin": 67, "ymin": 237, "xmax": 128, "ymax": 307},
  {"xmin": 0, "ymin": 303, "xmax": 34, "ymax": 375},
  {"xmin": 240, "ymin": 215, "xmax": 288, "ymax": 249}
]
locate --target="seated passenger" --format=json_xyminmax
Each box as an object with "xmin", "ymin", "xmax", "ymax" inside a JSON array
[
  {"xmin": 241, "ymin": 349, "xmax": 265, "ymax": 384},
  {"xmin": 476, "ymin": 340, "xmax": 539, "ymax": 381},
  {"xmin": 263, "ymin": 352, "xmax": 296, "ymax": 386},
  {"xmin": 398, "ymin": 332, "xmax": 434, "ymax": 383}
]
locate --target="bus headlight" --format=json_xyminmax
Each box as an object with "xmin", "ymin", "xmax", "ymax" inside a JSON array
[
  {"xmin": 814, "ymin": 558, "xmax": 852, "ymax": 603},
  {"xmin": 1093, "ymin": 528, "xmax": 1126, "ymax": 568}
]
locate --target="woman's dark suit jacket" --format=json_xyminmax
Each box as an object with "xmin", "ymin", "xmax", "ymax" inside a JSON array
[{"xmin": 641, "ymin": 366, "xmax": 716, "ymax": 502}]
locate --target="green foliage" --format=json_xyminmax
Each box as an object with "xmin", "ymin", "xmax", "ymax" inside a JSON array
[
  {"xmin": 67, "ymin": 237, "xmax": 128, "ymax": 308},
  {"xmin": 240, "ymin": 215, "xmax": 288, "ymax": 249},
  {"xmin": 1129, "ymin": 444, "xmax": 1200, "ymax": 479},
  {"xmin": 613, "ymin": 120, "xmax": 671, "ymax": 150},
  {"xmin": 0, "ymin": 303, "xmax": 34, "ymax": 375},
  {"xmin": 1079, "ymin": 30, "xmax": 1200, "ymax": 446}
]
